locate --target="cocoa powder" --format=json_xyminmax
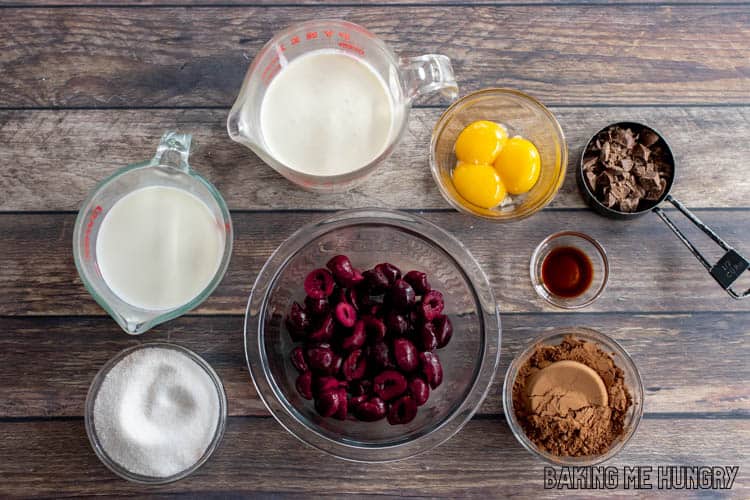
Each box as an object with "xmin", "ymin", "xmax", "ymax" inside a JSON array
[{"xmin": 512, "ymin": 335, "xmax": 632, "ymax": 457}]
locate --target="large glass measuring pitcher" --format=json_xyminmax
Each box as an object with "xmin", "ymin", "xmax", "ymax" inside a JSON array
[
  {"xmin": 227, "ymin": 19, "xmax": 459, "ymax": 192},
  {"xmin": 72, "ymin": 132, "xmax": 233, "ymax": 335}
]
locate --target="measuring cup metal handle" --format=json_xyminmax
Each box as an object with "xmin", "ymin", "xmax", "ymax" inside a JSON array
[
  {"xmin": 154, "ymin": 131, "xmax": 192, "ymax": 172},
  {"xmin": 653, "ymin": 194, "xmax": 750, "ymax": 299},
  {"xmin": 399, "ymin": 54, "xmax": 458, "ymax": 103}
]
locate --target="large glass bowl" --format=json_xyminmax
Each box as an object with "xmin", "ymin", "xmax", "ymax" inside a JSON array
[
  {"xmin": 244, "ymin": 209, "xmax": 500, "ymax": 462},
  {"xmin": 430, "ymin": 88, "xmax": 567, "ymax": 221}
]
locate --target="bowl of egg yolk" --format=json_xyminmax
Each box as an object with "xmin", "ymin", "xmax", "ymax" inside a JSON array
[{"xmin": 430, "ymin": 88, "xmax": 567, "ymax": 221}]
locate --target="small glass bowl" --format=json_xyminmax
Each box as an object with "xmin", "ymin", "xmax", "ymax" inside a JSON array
[
  {"xmin": 244, "ymin": 208, "xmax": 501, "ymax": 462},
  {"xmin": 430, "ymin": 88, "xmax": 567, "ymax": 221},
  {"xmin": 502, "ymin": 328, "xmax": 644, "ymax": 466},
  {"xmin": 530, "ymin": 231, "xmax": 609, "ymax": 309},
  {"xmin": 84, "ymin": 343, "xmax": 228, "ymax": 484}
]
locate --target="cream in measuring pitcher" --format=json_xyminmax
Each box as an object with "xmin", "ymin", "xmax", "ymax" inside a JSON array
[
  {"xmin": 255, "ymin": 50, "xmax": 394, "ymax": 176},
  {"xmin": 96, "ymin": 186, "xmax": 225, "ymax": 311}
]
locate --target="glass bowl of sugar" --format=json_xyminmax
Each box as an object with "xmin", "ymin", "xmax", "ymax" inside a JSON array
[{"xmin": 85, "ymin": 343, "xmax": 227, "ymax": 484}]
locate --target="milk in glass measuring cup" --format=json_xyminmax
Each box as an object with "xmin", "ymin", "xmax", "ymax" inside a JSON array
[
  {"xmin": 73, "ymin": 132, "xmax": 233, "ymax": 334},
  {"xmin": 227, "ymin": 19, "xmax": 459, "ymax": 192}
]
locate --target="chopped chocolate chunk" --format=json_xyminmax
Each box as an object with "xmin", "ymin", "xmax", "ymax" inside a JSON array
[
  {"xmin": 640, "ymin": 129, "xmax": 660, "ymax": 147},
  {"xmin": 582, "ymin": 123, "xmax": 673, "ymax": 213}
]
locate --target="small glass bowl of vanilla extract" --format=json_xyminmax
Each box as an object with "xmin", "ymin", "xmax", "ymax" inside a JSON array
[{"xmin": 530, "ymin": 231, "xmax": 609, "ymax": 309}]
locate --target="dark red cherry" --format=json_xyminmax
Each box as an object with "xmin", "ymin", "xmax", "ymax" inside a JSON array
[
  {"xmin": 304, "ymin": 296, "xmax": 329, "ymax": 316},
  {"xmin": 346, "ymin": 285, "xmax": 370, "ymax": 312},
  {"xmin": 326, "ymin": 255, "xmax": 355, "ymax": 284},
  {"xmin": 409, "ymin": 376, "xmax": 430, "ymax": 406},
  {"xmin": 355, "ymin": 396, "xmax": 387, "ymax": 422},
  {"xmin": 315, "ymin": 389, "xmax": 342, "ymax": 418},
  {"xmin": 333, "ymin": 388, "xmax": 348, "ymax": 420},
  {"xmin": 375, "ymin": 263, "xmax": 401, "ymax": 286},
  {"xmin": 308, "ymin": 314, "xmax": 334, "ymax": 343},
  {"xmin": 393, "ymin": 338, "xmax": 419, "ymax": 372},
  {"xmin": 420, "ymin": 351, "xmax": 443, "ymax": 389},
  {"xmin": 420, "ymin": 290, "xmax": 445, "ymax": 321},
  {"xmin": 368, "ymin": 341, "xmax": 393, "ymax": 370},
  {"xmin": 433, "ymin": 314, "xmax": 453, "ymax": 348},
  {"xmin": 306, "ymin": 344, "xmax": 334, "ymax": 373},
  {"xmin": 304, "ymin": 268, "xmax": 335, "ymax": 299},
  {"xmin": 334, "ymin": 302, "xmax": 357, "ymax": 328},
  {"xmin": 363, "ymin": 316, "xmax": 387, "ymax": 341},
  {"xmin": 373, "ymin": 370, "xmax": 408, "ymax": 401},
  {"xmin": 342, "ymin": 349, "xmax": 368, "ymax": 381},
  {"xmin": 363, "ymin": 267, "xmax": 390, "ymax": 293},
  {"xmin": 351, "ymin": 379, "xmax": 372, "ymax": 397},
  {"xmin": 286, "ymin": 301, "xmax": 310, "ymax": 339},
  {"xmin": 420, "ymin": 322, "xmax": 438, "ymax": 352},
  {"xmin": 341, "ymin": 320, "xmax": 367, "ymax": 351},
  {"xmin": 290, "ymin": 346, "xmax": 308, "ymax": 373},
  {"xmin": 388, "ymin": 395, "xmax": 418, "ymax": 425},
  {"xmin": 386, "ymin": 311, "xmax": 409, "ymax": 336},
  {"xmin": 350, "ymin": 394, "xmax": 368, "ymax": 409},
  {"xmin": 404, "ymin": 270, "xmax": 431, "ymax": 295},
  {"xmin": 390, "ymin": 279, "xmax": 416, "ymax": 310},
  {"xmin": 295, "ymin": 371, "xmax": 313, "ymax": 399},
  {"xmin": 314, "ymin": 375, "xmax": 344, "ymax": 396}
]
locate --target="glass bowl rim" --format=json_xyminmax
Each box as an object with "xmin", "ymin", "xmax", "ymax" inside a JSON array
[
  {"xmin": 244, "ymin": 208, "xmax": 501, "ymax": 462},
  {"xmin": 84, "ymin": 342, "xmax": 228, "ymax": 484},
  {"xmin": 529, "ymin": 230, "xmax": 609, "ymax": 309},
  {"xmin": 429, "ymin": 87, "xmax": 568, "ymax": 222},
  {"xmin": 502, "ymin": 327, "xmax": 645, "ymax": 466}
]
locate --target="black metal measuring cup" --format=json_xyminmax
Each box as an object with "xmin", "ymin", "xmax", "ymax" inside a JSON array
[{"xmin": 576, "ymin": 121, "xmax": 749, "ymax": 300}]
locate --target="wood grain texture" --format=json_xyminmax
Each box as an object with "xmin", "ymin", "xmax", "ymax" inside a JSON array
[
  {"xmin": 3, "ymin": 210, "xmax": 750, "ymax": 316},
  {"xmin": 1, "ymin": 313, "xmax": 747, "ymax": 418},
  {"xmin": 2, "ymin": 5, "xmax": 750, "ymax": 108},
  {"xmin": 3, "ymin": 0, "xmax": 747, "ymax": 5},
  {"xmin": 1, "ymin": 417, "xmax": 747, "ymax": 497},
  {"xmin": 2, "ymin": 107, "xmax": 750, "ymax": 211}
]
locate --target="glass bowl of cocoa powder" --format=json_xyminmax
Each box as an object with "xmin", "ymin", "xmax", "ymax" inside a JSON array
[{"xmin": 502, "ymin": 327, "xmax": 643, "ymax": 465}]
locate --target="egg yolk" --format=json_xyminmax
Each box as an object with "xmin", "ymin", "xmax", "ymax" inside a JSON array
[
  {"xmin": 452, "ymin": 162, "xmax": 507, "ymax": 209},
  {"xmin": 493, "ymin": 137, "xmax": 541, "ymax": 195},
  {"xmin": 454, "ymin": 120, "xmax": 508, "ymax": 165}
]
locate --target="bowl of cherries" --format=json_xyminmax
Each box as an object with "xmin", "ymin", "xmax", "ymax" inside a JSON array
[{"xmin": 245, "ymin": 209, "xmax": 500, "ymax": 462}]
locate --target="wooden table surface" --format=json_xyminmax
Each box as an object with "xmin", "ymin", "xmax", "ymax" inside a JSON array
[{"xmin": 2, "ymin": 1, "xmax": 750, "ymax": 497}]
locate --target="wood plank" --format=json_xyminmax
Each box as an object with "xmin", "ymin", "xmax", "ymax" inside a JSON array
[
  {"xmin": 1, "ymin": 313, "xmax": 748, "ymax": 418},
  {"xmin": 3, "ymin": 0, "xmax": 747, "ymax": 6},
  {"xmin": 2, "ymin": 107, "xmax": 750, "ymax": 211},
  {"xmin": 2, "ymin": 6, "xmax": 750, "ymax": 107},
  {"xmin": 2, "ymin": 210, "xmax": 750, "ymax": 316},
  {"xmin": 1, "ymin": 417, "xmax": 747, "ymax": 497}
]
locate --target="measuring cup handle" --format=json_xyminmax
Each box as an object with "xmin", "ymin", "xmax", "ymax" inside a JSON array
[
  {"xmin": 154, "ymin": 131, "xmax": 192, "ymax": 172},
  {"xmin": 653, "ymin": 194, "xmax": 750, "ymax": 299},
  {"xmin": 399, "ymin": 54, "xmax": 458, "ymax": 103}
]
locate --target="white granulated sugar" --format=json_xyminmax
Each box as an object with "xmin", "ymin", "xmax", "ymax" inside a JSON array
[{"xmin": 93, "ymin": 347, "xmax": 220, "ymax": 478}]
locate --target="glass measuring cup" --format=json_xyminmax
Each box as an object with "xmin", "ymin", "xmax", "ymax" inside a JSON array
[
  {"xmin": 72, "ymin": 132, "xmax": 233, "ymax": 334},
  {"xmin": 227, "ymin": 19, "xmax": 459, "ymax": 192}
]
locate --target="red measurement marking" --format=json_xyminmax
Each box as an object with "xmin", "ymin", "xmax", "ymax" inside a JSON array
[
  {"xmin": 83, "ymin": 205, "xmax": 103, "ymax": 259},
  {"xmin": 306, "ymin": 31, "xmax": 318, "ymax": 40},
  {"xmin": 338, "ymin": 32, "xmax": 350, "ymax": 41},
  {"xmin": 262, "ymin": 54, "xmax": 280, "ymax": 78},
  {"xmin": 338, "ymin": 42, "xmax": 365, "ymax": 56},
  {"xmin": 290, "ymin": 36, "xmax": 300, "ymax": 45},
  {"xmin": 324, "ymin": 30, "xmax": 333, "ymax": 38},
  {"xmin": 279, "ymin": 43, "xmax": 286, "ymax": 52}
]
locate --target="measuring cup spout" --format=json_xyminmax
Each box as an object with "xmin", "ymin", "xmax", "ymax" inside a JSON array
[
  {"xmin": 108, "ymin": 307, "xmax": 164, "ymax": 335},
  {"xmin": 399, "ymin": 54, "xmax": 458, "ymax": 103}
]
